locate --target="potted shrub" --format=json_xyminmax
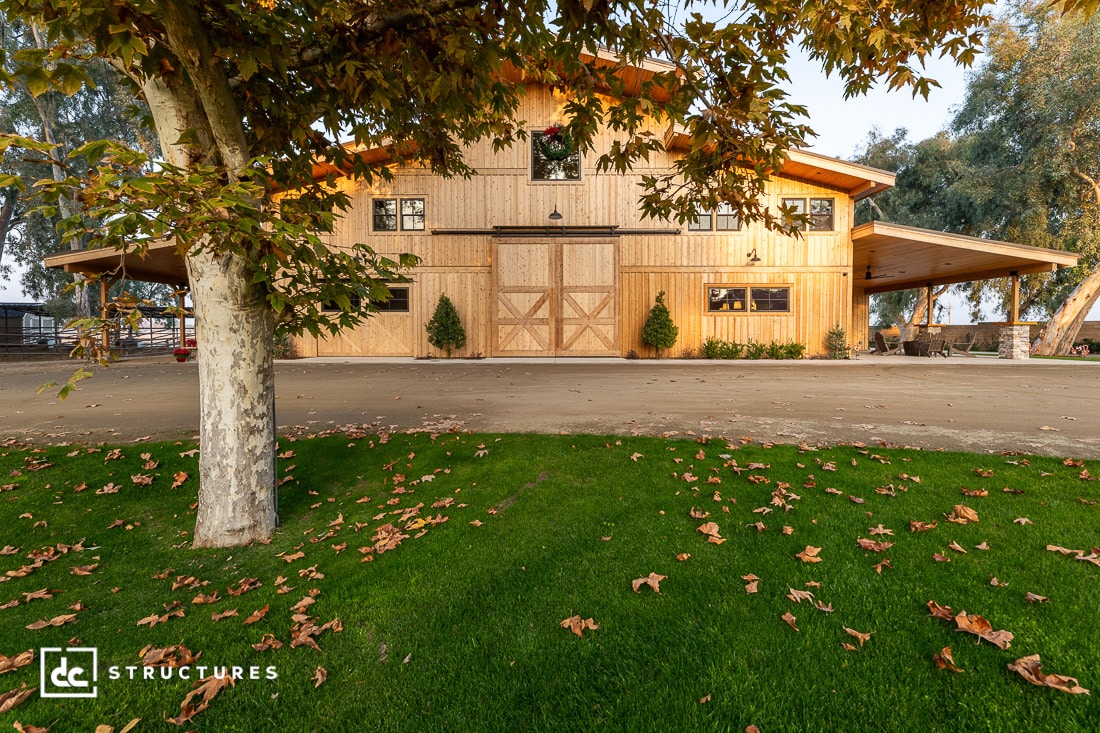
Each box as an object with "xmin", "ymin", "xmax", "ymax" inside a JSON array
[{"xmin": 172, "ymin": 347, "xmax": 192, "ymax": 362}]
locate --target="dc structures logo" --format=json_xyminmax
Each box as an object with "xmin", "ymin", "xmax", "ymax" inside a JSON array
[{"xmin": 40, "ymin": 647, "xmax": 98, "ymax": 698}]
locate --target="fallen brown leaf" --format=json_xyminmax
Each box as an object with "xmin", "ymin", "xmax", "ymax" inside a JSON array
[
  {"xmin": 954, "ymin": 611, "xmax": 1013, "ymax": 649},
  {"xmin": 0, "ymin": 683, "xmax": 35, "ymax": 714},
  {"xmin": 843, "ymin": 627, "xmax": 871, "ymax": 647},
  {"xmin": 0, "ymin": 650, "xmax": 33, "ymax": 675},
  {"xmin": 781, "ymin": 611, "xmax": 798, "ymax": 631},
  {"xmin": 1024, "ymin": 592, "xmax": 1049, "ymax": 604},
  {"xmin": 632, "ymin": 572, "xmax": 667, "ymax": 594},
  {"xmin": 559, "ymin": 615, "xmax": 599, "ymax": 637},
  {"xmin": 26, "ymin": 613, "xmax": 77, "ymax": 630},
  {"xmin": 312, "ymin": 666, "xmax": 328, "ymax": 688},
  {"xmin": 1007, "ymin": 654, "xmax": 1089, "ymax": 695},
  {"xmin": 947, "ymin": 505, "xmax": 979, "ymax": 524},
  {"xmin": 243, "ymin": 604, "xmax": 269, "ymax": 625},
  {"xmin": 933, "ymin": 646, "xmax": 963, "ymax": 673},
  {"xmin": 796, "ymin": 545, "xmax": 822, "ymax": 563},
  {"xmin": 211, "ymin": 609, "xmax": 239, "ymax": 621},
  {"xmin": 165, "ymin": 673, "xmax": 235, "ymax": 725}
]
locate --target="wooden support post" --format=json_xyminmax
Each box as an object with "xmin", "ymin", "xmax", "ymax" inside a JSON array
[
  {"xmin": 178, "ymin": 290, "xmax": 187, "ymax": 349},
  {"xmin": 99, "ymin": 278, "xmax": 110, "ymax": 351},
  {"xmin": 1009, "ymin": 271, "xmax": 1020, "ymax": 325},
  {"xmin": 926, "ymin": 283, "xmax": 934, "ymax": 327}
]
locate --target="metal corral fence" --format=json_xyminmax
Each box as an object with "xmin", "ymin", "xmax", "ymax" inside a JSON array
[{"xmin": 0, "ymin": 303, "xmax": 185, "ymax": 359}]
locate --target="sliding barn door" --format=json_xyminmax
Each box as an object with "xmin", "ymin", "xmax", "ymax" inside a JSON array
[{"xmin": 493, "ymin": 239, "xmax": 618, "ymax": 356}]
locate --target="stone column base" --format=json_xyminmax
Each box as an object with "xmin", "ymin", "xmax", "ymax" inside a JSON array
[{"xmin": 998, "ymin": 325, "xmax": 1030, "ymax": 360}]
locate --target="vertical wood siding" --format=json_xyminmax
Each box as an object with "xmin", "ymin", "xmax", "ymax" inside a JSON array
[{"xmin": 292, "ymin": 85, "xmax": 857, "ymax": 358}]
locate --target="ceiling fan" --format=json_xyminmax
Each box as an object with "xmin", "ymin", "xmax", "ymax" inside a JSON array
[{"xmin": 864, "ymin": 265, "xmax": 891, "ymax": 280}]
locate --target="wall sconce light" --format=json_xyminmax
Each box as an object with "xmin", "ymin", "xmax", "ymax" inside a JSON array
[
  {"xmin": 548, "ymin": 206, "xmax": 563, "ymax": 221},
  {"xmin": 746, "ymin": 248, "xmax": 761, "ymax": 264}
]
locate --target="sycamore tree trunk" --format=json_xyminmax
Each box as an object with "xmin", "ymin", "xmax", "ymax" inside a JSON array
[
  {"xmin": 1032, "ymin": 268, "xmax": 1100, "ymax": 355},
  {"xmin": 187, "ymin": 249, "xmax": 277, "ymax": 546},
  {"xmin": 138, "ymin": 0, "xmax": 277, "ymax": 546},
  {"xmin": 1032, "ymin": 170, "xmax": 1100, "ymax": 356}
]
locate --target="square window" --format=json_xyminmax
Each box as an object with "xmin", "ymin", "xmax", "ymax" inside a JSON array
[
  {"xmin": 688, "ymin": 205, "xmax": 712, "ymax": 231},
  {"xmin": 375, "ymin": 286, "xmax": 410, "ymax": 313},
  {"xmin": 401, "ymin": 199, "xmax": 425, "ymax": 231},
  {"xmin": 781, "ymin": 197, "xmax": 807, "ymax": 229},
  {"xmin": 809, "ymin": 198, "xmax": 834, "ymax": 231},
  {"xmin": 372, "ymin": 199, "xmax": 397, "ymax": 231},
  {"xmin": 750, "ymin": 287, "xmax": 790, "ymax": 312},
  {"xmin": 715, "ymin": 202, "xmax": 741, "ymax": 231},
  {"xmin": 707, "ymin": 287, "xmax": 747, "ymax": 312},
  {"xmin": 321, "ymin": 292, "xmax": 362, "ymax": 313},
  {"xmin": 532, "ymin": 130, "xmax": 581, "ymax": 181}
]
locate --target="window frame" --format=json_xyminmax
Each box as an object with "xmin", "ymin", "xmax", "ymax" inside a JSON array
[
  {"xmin": 321, "ymin": 285, "xmax": 411, "ymax": 314},
  {"xmin": 808, "ymin": 197, "xmax": 834, "ymax": 231},
  {"xmin": 705, "ymin": 284, "xmax": 793, "ymax": 315},
  {"xmin": 686, "ymin": 203, "xmax": 742, "ymax": 233},
  {"xmin": 372, "ymin": 197, "xmax": 427, "ymax": 233},
  {"xmin": 530, "ymin": 130, "xmax": 582, "ymax": 182}
]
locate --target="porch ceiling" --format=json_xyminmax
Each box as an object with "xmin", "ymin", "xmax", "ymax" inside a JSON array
[
  {"xmin": 853, "ymin": 221, "xmax": 1079, "ymax": 295},
  {"xmin": 43, "ymin": 239, "xmax": 187, "ymax": 287}
]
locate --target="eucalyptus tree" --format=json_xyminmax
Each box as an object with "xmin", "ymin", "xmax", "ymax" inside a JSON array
[
  {"xmin": 949, "ymin": 1, "xmax": 1100, "ymax": 353},
  {"xmin": 0, "ymin": 12, "xmax": 159, "ymax": 310}
]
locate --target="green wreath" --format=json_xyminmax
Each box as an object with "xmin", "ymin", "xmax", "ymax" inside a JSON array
[{"xmin": 538, "ymin": 126, "xmax": 574, "ymax": 161}]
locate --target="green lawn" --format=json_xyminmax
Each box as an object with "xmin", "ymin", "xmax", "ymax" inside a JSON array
[{"xmin": 0, "ymin": 431, "xmax": 1098, "ymax": 732}]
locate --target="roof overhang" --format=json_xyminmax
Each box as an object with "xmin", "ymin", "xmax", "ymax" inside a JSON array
[
  {"xmin": 661, "ymin": 130, "xmax": 894, "ymax": 200},
  {"xmin": 43, "ymin": 239, "xmax": 187, "ymax": 287},
  {"xmin": 853, "ymin": 221, "xmax": 1079, "ymax": 295}
]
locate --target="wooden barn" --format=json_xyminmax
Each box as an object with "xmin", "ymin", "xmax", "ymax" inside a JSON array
[{"xmin": 46, "ymin": 57, "xmax": 1077, "ymax": 358}]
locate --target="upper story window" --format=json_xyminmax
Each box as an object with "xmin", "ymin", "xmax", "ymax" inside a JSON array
[
  {"xmin": 373, "ymin": 198, "xmax": 425, "ymax": 232},
  {"xmin": 689, "ymin": 202, "xmax": 742, "ymax": 232},
  {"xmin": 781, "ymin": 197, "xmax": 834, "ymax": 231},
  {"xmin": 532, "ymin": 128, "xmax": 581, "ymax": 181}
]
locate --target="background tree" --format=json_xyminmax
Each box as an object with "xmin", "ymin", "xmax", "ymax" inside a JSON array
[
  {"xmin": 642, "ymin": 291, "xmax": 678, "ymax": 358},
  {"xmin": 0, "ymin": 0, "xmax": 1021, "ymax": 546},
  {"xmin": 0, "ymin": 12, "xmax": 163, "ymax": 310},
  {"xmin": 426, "ymin": 294, "xmax": 466, "ymax": 358},
  {"xmin": 949, "ymin": 1, "xmax": 1100, "ymax": 353}
]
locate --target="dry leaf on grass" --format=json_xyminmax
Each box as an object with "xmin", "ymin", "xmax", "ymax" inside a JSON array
[
  {"xmin": 12, "ymin": 721, "xmax": 49, "ymax": 733},
  {"xmin": 312, "ymin": 666, "xmax": 327, "ymax": 688},
  {"xmin": 796, "ymin": 546, "xmax": 822, "ymax": 563},
  {"xmin": 872, "ymin": 558, "xmax": 893, "ymax": 574},
  {"xmin": 933, "ymin": 647, "xmax": 963, "ymax": 673},
  {"xmin": 910, "ymin": 520, "xmax": 938, "ymax": 532},
  {"xmin": 1014, "ymin": 517, "xmax": 1033, "ymax": 525},
  {"xmin": 211, "ymin": 609, "xmax": 239, "ymax": 621},
  {"xmin": 1007, "ymin": 654, "xmax": 1090, "ymax": 695},
  {"xmin": 243, "ymin": 604, "xmax": 269, "ymax": 625},
  {"xmin": 632, "ymin": 573, "xmax": 667, "ymax": 594},
  {"xmin": 744, "ymin": 580, "xmax": 759, "ymax": 594},
  {"xmin": 696, "ymin": 522, "xmax": 725, "ymax": 544},
  {"xmin": 0, "ymin": 683, "xmax": 35, "ymax": 714},
  {"xmin": 843, "ymin": 627, "xmax": 871, "ymax": 647},
  {"xmin": 166, "ymin": 674, "xmax": 235, "ymax": 725},
  {"xmin": 856, "ymin": 538, "xmax": 893, "ymax": 553},
  {"xmin": 559, "ymin": 615, "xmax": 599, "ymax": 637},
  {"xmin": 141, "ymin": 645, "xmax": 200, "ymax": 668},
  {"xmin": 1024, "ymin": 592, "xmax": 1049, "ymax": 604},
  {"xmin": 781, "ymin": 611, "xmax": 799, "ymax": 631},
  {"xmin": 0, "ymin": 650, "xmax": 33, "ymax": 675},
  {"xmin": 954, "ymin": 611, "xmax": 1014, "ymax": 649},
  {"xmin": 26, "ymin": 613, "xmax": 77, "ymax": 630},
  {"xmin": 869, "ymin": 524, "xmax": 894, "ymax": 536},
  {"xmin": 927, "ymin": 600, "xmax": 955, "ymax": 620},
  {"xmin": 947, "ymin": 505, "xmax": 979, "ymax": 524},
  {"xmin": 786, "ymin": 587, "xmax": 815, "ymax": 604}
]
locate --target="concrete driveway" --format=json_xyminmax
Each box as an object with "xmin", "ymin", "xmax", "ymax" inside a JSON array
[{"xmin": 1, "ymin": 356, "xmax": 1098, "ymax": 458}]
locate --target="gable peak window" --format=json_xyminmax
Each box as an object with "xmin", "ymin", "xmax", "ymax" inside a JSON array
[{"xmin": 532, "ymin": 128, "xmax": 581, "ymax": 181}]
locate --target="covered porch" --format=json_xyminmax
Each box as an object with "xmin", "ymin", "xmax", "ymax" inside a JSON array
[
  {"xmin": 853, "ymin": 221, "xmax": 1080, "ymax": 358},
  {"xmin": 43, "ymin": 239, "xmax": 193, "ymax": 352}
]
